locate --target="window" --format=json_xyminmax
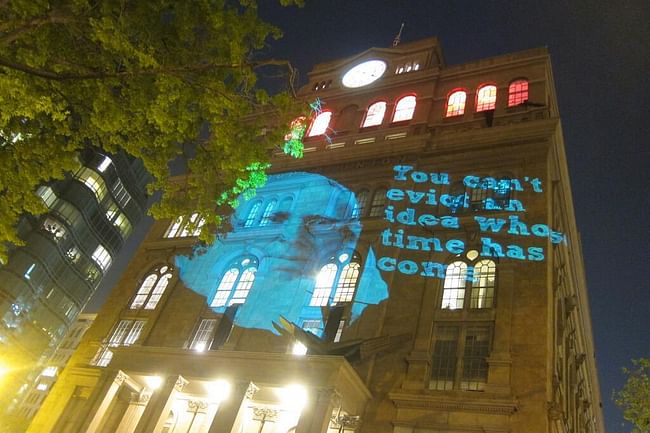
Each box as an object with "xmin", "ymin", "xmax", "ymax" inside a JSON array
[
  {"xmin": 445, "ymin": 90, "xmax": 467, "ymax": 117},
  {"xmin": 392, "ymin": 95, "xmax": 416, "ymax": 122},
  {"xmin": 75, "ymin": 167, "xmax": 108, "ymax": 202},
  {"xmin": 42, "ymin": 217, "xmax": 67, "ymax": 241},
  {"xmin": 441, "ymin": 252, "xmax": 496, "ymax": 310},
  {"xmin": 430, "ymin": 325, "xmax": 492, "ymax": 391},
  {"xmin": 164, "ymin": 213, "xmax": 205, "ymax": 238},
  {"xmin": 508, "ymin": 79, "xmax": 529, "ymax": 107},
  {"xmin": 106, "ymin": 204, "xmax": 133, "ymax": 238},
  {"xmin": 92, "ymin": 319, "xmax": 146, "ymax": 367},
  {"xmin": 91, "ymin": 245, "xmax": 111, "ymax": 271},
  {"xmin": 362, "ymin": 101, "xmax": 386, "ymax": 127},
  {"xmin": 97, "ymin": 155, "xmax": 112, "ymax": 173},
  {"xmin": 307, "ymin": 111, "xmax": 332, "ymax": 137},
  {"xmin": 211, "ymin": 257, "xmax": 258, "ymax": 307},
  {"xmin": 309, "ymin": 252, "xmax": 361, "ymax": 306},
  {"xmin": 369, "ymin": 188, "xmax": 388, "ymax": 217},
  {"xmin": 259, "ymin": 200, "xmax": 277, "ymax": 226},
  {"xmin": 244, "ymin": 202, "xmax": 261, "ymax": 227},
  {"xmin": 36, "ymin": 186, "xmax": 57, "ymax": 208},
  {"xmin": 476, "ymin": 84, "xmax": 497, "ymax": 112},
  {"xmin": 189, "ymin": 319, "xmax": 217, "ymax": 351},
  {"xmin": 130, "ymin": 266, "xmax": 173, "ymax": 309},
  {"xmin": 352, "ymin": 189, "xmax": 369, "ymax": 218}
]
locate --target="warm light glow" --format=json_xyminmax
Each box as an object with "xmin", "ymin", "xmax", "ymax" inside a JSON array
[
  {"xmin": 292, "ymin": 342, "xmax": 307, "ymax": 356},
  {"xmin": 275, "ymin": 384, "xmax": 308, "ymax": 410},
  {"xmin": 36, "ymin": 383, "xmax": 48, "ymax": 391},
  {"xmin": 307, "ymin": 111, "xmax": 332, "ymax": 137},
  {"xmin": 97, "ymin": 155, "xmax": 112, "ymax": 173},
  {"xmin": 476, "ymin": 84, "xmax": 497, "ymax": 112},
  {"xmin": 144, "ymin": 375, "xmax": 163, "ymax": 390},
  {"xmin": 446, "ymin": 90, "xmax": 466, "ymax": 117},
  {"xmin": 392, "ymin": 95, "xmax": 416, "ymax": 122},
  {"xmin": 0, "ymin": 362, "xmax": 10, "ymax": 379},
  {"xmin": 508, "ymin": 79, "xmax": 529, "ymax": 106},
  {"xmin": 205, "ymin": 379, "xmax": 231, "ymax": 402},
  {"xmin": 41, "ymin": 366, "xmax": 58, "ymax": 377},
  {"xmin": 362, "ymin": 101, "xmax": 386, "ymax": 127}
]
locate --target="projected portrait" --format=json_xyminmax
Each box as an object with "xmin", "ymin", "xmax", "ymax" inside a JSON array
[{"xmin": 176, "ymin": 172, "xmax": 388, "ymax": 335}]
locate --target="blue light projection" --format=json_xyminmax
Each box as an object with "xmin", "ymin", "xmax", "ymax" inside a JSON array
[
  {"xmin": 377, "ymin": 165, "xmax": 566, "ymax": 281},
  {"xmin": 176, "ymin": 172, "xmax": 389, "ymax": 334}
]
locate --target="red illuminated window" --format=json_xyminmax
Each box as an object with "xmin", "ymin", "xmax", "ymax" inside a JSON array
[
  {"xmin": 392, "ymin": 95, "xmax": 416, "ymax": 122},
  {"xmin": 445, "ymin": 90, "xmax": 466, "ymax": 117},
  {"xmin": 476, "ymin": 85, "xmax": 497, "ymax": 112},
  {"xmin": 362, "ymin": 101, "xmax": 387, "ymax": 127},
  {"xmin": 508, "ymin": 79, "xmax": 529, "ymax": 106},
  {"xmin": 307, "ymin": 111, "xmax": 332, "ymax": 137}
]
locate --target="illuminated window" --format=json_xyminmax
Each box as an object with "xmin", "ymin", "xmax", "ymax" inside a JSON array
[
  {"xmin": 106, "ymin": 204, "xmax": 132, "ymax": 238},
  {"xmin": 164, "ymin": 213, "xmax": 205, "ymax": 238},
  {"xmin": 508, "ymin": 79, "xmax": 529, "ymax": 106},
  {"xmin": 362, "ymin": 101, "xmax": 387, "ymax": 127},
  {"xmin": 441, "ymin": 252, "xmax": 496, "ymax": 311},
  {"xmin": 369, "ymin": 188, "xmax": 387, "ymax": 217},
  {"xmin": 130, "ymin": 266, "xmax": 173, "ymax": 309},
  {"xmin": 445, "ymin": 90, "xmax": 467, "ymax": 117},
  {"xmin": 36, "ymin": 186, "xmax": 57, "ymax": 208},
  {"xmin": 91, "ymin": 245, "xmax": 111, "ymax": 271},
  {"xmin": 189, "ymin": 319, "xmax": 217, "ymax": 351},
  {"xmin": 309, "ymin": 252, "xmax": 361, "ymax": 306},
  {"xmin": 244, "ymin": 202, "xmax": 261, "ymax": 227},
  {"xmin": 470, "ymin": 260, "xmax": 496, "ymax": 308},
  {"xmin": 476, "ymin": 85, "xmax": 497, "ymax": 112},
  {"xmin": 97, "ymin": 155, "xmax": 112, "ymax": 173},
  {"xmin": 42, "ymin": 217, "xmax": 67, "ymax": 242},
  {"xmin": 392, "ymin": 95, "xmax": 417, "ymax": 122},
  {"xmin": 430, "ymin": 325, "xmax": 491, "ymax": 391},
  {"xmin": 211, "ymin": 257, "xmax": 258, "ymax": 307},
  {"xmin": 75, "ymin": 167, "xmax": 108, "ymax": 202},
  {"xmin": 441, "ymin": 261, "xmax": 467, "ymax": 309},
  {"xmin": 259, "ymin": 200, "xmax": 277, "ymax": 226},
  {"xmin": 352, "ymin": 189, "xmax": 369, "ymax": 218},
  {"xmin": 307, "ymin": 111, "xmax": 332, "ymax": 137},
  {"xmin": 92, "ymin": 319, "xmax": 146, "ymax": 367}
]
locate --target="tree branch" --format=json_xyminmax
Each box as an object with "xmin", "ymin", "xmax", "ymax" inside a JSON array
[{"xmin": 0, "ymin": 57, "xmax": 294, "ymax": 81}]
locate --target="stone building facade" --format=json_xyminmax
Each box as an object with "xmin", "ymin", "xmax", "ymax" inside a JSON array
[{"xmin": 28, "ymin": 38, "xmax": 604, "ymax": 433}]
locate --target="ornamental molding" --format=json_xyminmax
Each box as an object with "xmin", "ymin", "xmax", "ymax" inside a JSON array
[
  {"xmin": 252, "ymin": 407, "xmax": 279, "ymax": 421},
  {"xmin": 389, "ymin": 392, "xmax": 517, "ymax": 415},
  {"xmin": 114, "ymin": 371, "xmax": 128, "ymax": 385},
  {"xmin": 245, "ymin": 382, "xmax": 260, "ymax": 399},
  {"xmin": 175, "ymin": 375, "xmax": 189, "ymax": 392},
  {"xmin": 188, "ymin": 399, "xmax": 208, "ymax": 412},
  {"xmin": 392, "ymin": 420, "xmax": 510, "ymax": 433}
]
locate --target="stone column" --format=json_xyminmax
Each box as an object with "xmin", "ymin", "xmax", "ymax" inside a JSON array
[
  {"xmin": 295, "ymin": 388, "xmax": 338, "ymax": 433},
  {"xmin": 115, "ymin": 390, "xmax": 150, "ymax": 433},
  {"xmin": 133, "ymin": 375, "xmax": 188, "ymax": 433},
  {"xmin": 83, "ymin": 370, "xmax": 129, "ymax": 433},
  {"xmin": 207, "ymin": 382, "xmax": 258, "ymax": 433}
]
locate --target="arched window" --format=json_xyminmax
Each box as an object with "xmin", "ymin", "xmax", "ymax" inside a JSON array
[
  {"xmin": 508, "ymin": 79, "xmax": 529, "ymax": 106},
  {"xmin": 307, "ymin": 111, "xmax": 332, "ymax": 137},
  {"xmin": 362, "ymin": 101, "xmax": 386, "ymax": 127},
  {"xmin": 445, "ymin": 90, "xmax": 466, "ymax": 117},
  {"xmin": 211, "ymin": 257, "xmax": 258, "ymax": 307},
  {"xmin": 244, "ymin": 202, "xmax": 261, "ymax": 227},
  {"xmin": 130, "ymin": 265, "xmax": 173, "ymax": 309},
  {"xmin": 309, "ymin": 252, "xmax": 362, "ymax": 306},
  {"xmin": 470, "ymin": 260, "xmax": 496, "ymax": 308},
  {"xmin": 476, "ymin": 85, "xmax": 497, "ymax": 112},
  {"xmin": 352, "ymin": 189, "xmax": 369, "ymax": 218},
  {"xmin": 392, "ymin": 95, "xmax": 417, "ymax": 122},
  {"xmin": 441, "ymin": 261, "xmax": 467, "ymax": 309},
  {"xmin": 259, "ymin": 200, "xmax": 277, "ymax": 226},
  {"xmin": 440, "ymin": 252, "xmax": 496, "ymax": 310},
  {"xmin": 369, "ymin": 188, "xmax": 387, "ymax": 217}
]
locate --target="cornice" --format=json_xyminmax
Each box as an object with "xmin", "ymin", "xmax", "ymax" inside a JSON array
[{"xmin": 389, "ymin": 391, "xmax": 518, "ymax": 415}]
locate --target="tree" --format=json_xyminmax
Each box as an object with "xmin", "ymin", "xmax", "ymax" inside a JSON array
[
  {"xmin": 615, "ymin": 358, "xmax": 650, "ymax": 433},
  {"xmin": 0, "ymin": 0, "xmax": 306, "ymax": 261}
]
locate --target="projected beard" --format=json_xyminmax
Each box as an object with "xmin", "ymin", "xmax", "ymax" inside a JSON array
[{"xmin": 176, "ymin": 172, "xmax": 388, "ymax": 334}]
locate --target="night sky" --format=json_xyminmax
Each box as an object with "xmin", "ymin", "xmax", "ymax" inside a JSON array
[{"xmin": 91, "ymin": 2, "xmax": 650, "ymax": 432}]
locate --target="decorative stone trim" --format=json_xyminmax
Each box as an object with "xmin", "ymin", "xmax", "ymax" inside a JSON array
[{"xmin": 389, "ymin": 392, "xmax": 517, "ymax": 415}]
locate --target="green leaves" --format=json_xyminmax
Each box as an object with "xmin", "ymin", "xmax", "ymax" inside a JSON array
[
  {"xmin": 615, "ymin": 358, "xmax": 650, "ymax": 433},
  {"xmin": 0, "ymin": 0, "xmax": 306, "ymax": 260}
]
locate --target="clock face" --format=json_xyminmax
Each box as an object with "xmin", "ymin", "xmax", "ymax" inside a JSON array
[{"xmin": 342, "ymin": 60, "xmax": 387, "ymax": 88}]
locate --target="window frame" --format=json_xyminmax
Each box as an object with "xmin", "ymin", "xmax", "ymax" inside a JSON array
[
  {"xmin": 308, "ymin": 251, "xmax": 362, "ymax": 307},
  {"xmin": 210, "ymin": 257, "xmax": 259, "ymax": 308},
  {"xmin": 392, "ymin": 94, "xmax": 417, "ymax": 122},
  {"xmin": 445, "ymin": 89, "xmax": 467, "ymax": 117},
  {"xmin": 307, "ymin": 110, "xmax": 333, "ymax": 137},
  {"xmin": 129, "ymin": 265, "xmax": 174, "ymax": 310},
  {"xmin": 440, "ymin": 254, "xmax": 497, "ymax": 311},
  {"xmin": 508, "ymin": 79, "xmax": 529, "ymax": 107},
  {"xmin": 361, "ymin": 101, "xmax": 387, "ymax": 128},
  {"xmin": 475, "ymin": 84, "xmax": 497, "ymax": 112}
]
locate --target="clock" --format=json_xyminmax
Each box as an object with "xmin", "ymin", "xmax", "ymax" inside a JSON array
[{"xmin": 341, "ymin": 60, "xmax": 387, "ymax": 88}]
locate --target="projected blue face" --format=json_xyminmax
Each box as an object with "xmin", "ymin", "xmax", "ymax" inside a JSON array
[{"xmin": 176, "ymin": 172, "xmax": 388, "ymax": 335}]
